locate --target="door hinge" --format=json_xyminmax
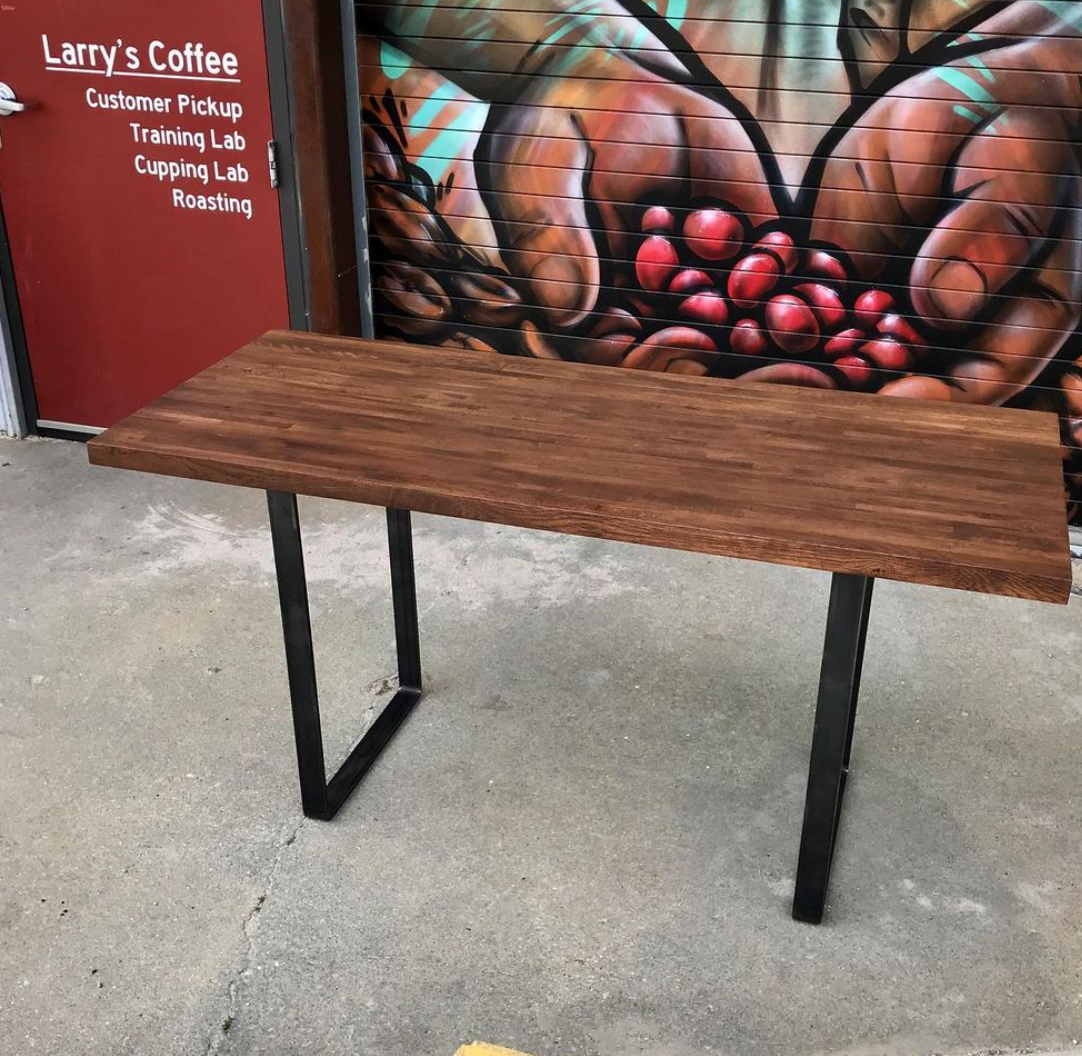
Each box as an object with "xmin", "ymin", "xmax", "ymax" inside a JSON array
[{"xmin": 267, "ymin": 140, "xmax": 280, "ymax": 189}]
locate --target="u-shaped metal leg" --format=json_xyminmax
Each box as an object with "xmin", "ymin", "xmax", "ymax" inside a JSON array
[{"xmin": 266, "ymin": 491, "xmax": 423, "ymax": 820}]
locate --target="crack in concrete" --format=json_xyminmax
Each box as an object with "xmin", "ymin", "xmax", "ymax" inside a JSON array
[
  {"xmin": 203, "ymin": 817, "xmax": 306, "ymax": 1055},
  {"xmin": 202, "ymin": 671, "xmax": 402, "ymax": 1055}
]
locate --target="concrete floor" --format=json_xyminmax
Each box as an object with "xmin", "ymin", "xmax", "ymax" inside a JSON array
[{"xmin": 1, "ymin": 435, "xmax": 1081, "ymax": 1056}]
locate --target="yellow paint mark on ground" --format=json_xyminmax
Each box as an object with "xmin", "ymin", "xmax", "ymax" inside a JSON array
[{"xmin": 455, "ymin": 1044, "xmax": 540, "ymax": 1056}]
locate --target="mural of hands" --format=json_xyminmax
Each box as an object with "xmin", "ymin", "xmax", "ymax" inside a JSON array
[
  {"xmin": 478, "ymin": 47, "xmax": 778, "ymax": 330},
  {"xmin": 359, "ymin": 0, "xmax": 1082, "ymax": 522},
  {"xmin": 811, "ymin": 2, "xmax": 1082, "ymax": 405}
]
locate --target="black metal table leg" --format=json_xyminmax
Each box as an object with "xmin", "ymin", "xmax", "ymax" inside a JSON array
[
  {"xmin": 266, "ymin": 491, "xmax": 423, "ymax": 820},
  {"xmin": 792, "ymin": 573, "xmax": 875, "ymax": 924},
  {"xmin": 843, "ymin": 577, "xmax": 875, "ymax": 772}
]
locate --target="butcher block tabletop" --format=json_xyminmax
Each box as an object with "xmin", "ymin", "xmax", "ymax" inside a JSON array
[{"xmin": 88, "ymin": 329, "xmax": 1072, "ymax": 603}]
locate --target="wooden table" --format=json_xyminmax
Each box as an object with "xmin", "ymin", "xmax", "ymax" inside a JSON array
[{"xmin": 89, "ymin": 330, "xmax": 1072, "ymax": 923}]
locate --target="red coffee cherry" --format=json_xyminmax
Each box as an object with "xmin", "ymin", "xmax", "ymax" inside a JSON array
[
  {"xmin": 834, "ymin": 355, "xmax": 874, "ymax": 389},
  {"xmin": 678, "ymin": 291, "xmax": 729, "ymax": 327},
  {"xmin": 824, "ymin": 328, "xmax": 867, "ymax": 357},
  {"xmin": 794, "ymin": 283, "xmax": 846, "ymax": 331},
  {"xmin": 877, "ymin": 314, "xmax": 925, "ymax": 347},
  {"xmin": 641, "ymin": 205, "xmax": 676, "ymax": 234},
  {"xmin": 860, "ymin": 337, "xmax": 912, "ymax": 371},
  {"xmin": 854, "ymin": 289, "xmax": 896, "ymax": 327},
  {"xmin": 766, "ymin": 294, "xmax": 820, "ymax": 354},
  {"xmin": 668, "ymin": 268, "xmax": 713, "ymax": 294},
  {"xmin": 754, "ymin": 231, "xmax": 798, "ymax": 273},
  {"xmin": 806, "ymin": 250, "xmax": 847, "ymax": 284},
  {"xmin": 728, "ymin": 252, "xmax": 781, "ymax": 308},
  {"xmin": 731, "ymin": 318, "xmax": 768, "ymax": 356},
  {"xmin": 636, "ymin": 235, "xmax": 680, "ymax": 292},
  {"xmin": 684, "ymin": 208, "xmax": 744, "ymax": 261}
]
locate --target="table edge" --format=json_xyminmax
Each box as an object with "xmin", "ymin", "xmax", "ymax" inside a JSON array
[{"xmin": 87, "ymin": 435, "xmax": 1073, "ymax": 605}]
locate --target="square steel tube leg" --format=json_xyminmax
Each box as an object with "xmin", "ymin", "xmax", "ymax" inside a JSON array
[
  {"xmin": 792, "ymin": 573, "xmax": 875, "ymax": 924},
  {"xmin": 266, "ymin": 492, "xmax": 422, "ymax": 820}
]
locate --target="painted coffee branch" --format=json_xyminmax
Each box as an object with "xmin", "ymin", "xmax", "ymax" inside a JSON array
[{"xmin": 2, "ymin": 0, "xmax": 1082, "ymax": 529}]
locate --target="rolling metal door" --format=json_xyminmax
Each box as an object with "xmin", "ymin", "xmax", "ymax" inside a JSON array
[{"xmin": 352, "ymin": 0, "xmax": 1082, "ymax": 526}]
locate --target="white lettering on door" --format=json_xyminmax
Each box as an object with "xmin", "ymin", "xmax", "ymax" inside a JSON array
[{"xmin": 42, "ymin": 35, "xmax": 122, "ymax": 77}]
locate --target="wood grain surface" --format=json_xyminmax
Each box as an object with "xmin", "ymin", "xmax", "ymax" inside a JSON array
[{"xmin": 88, "ymin": 330, "xmax": 1072, "ymax": 603}]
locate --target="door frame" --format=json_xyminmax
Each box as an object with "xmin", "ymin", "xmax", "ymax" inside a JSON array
[
  {"xmin": 0, "ymin": 194, "xmax": 36, "ymax": 435},
  {"xmin": 275, "ymin": 0, "xmax": 362, "ymax": 336},
  {"xmin": 262, "ymin": 0, "xmax": 309, "ymax": 334},
  {"xmin": 339, "ymin": 0, "xmax": 375, "ymax": 339},
  {"xmin": 0, "ymin": 273, "xmax": 26, "ymax": 437}
]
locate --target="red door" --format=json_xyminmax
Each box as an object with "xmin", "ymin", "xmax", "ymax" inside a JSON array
[{"xmin": 0, "ymin": 0, "xmax": 290, "ymax": 431}]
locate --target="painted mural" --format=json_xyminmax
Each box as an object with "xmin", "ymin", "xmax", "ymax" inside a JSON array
[{"xmin": 357, "ymin": 0, "xmax": 1082, "ymax": 524}]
